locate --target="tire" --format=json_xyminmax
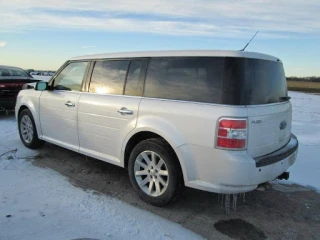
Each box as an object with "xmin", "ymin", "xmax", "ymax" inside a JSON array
[
  {"xmin": 18, "ymin": 109, "xmax": 44, "ymax": 149},
  {"xmin": 128, "ymin": 138, "xmax": 184, "ymax": 206}
]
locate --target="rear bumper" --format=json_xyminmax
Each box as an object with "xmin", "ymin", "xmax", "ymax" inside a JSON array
[
  {"xmin": 254, "ymin": 134, "xmax": 298, "ymax": 167},
  {"xmin": 177, "ymin": 134, "xmax": 299, "ymax": 194}
]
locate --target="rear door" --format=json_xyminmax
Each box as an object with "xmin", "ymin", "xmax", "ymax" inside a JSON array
[
  {"xmin": 39, "ymin": 61, "xmax": 89, "ymax": 152},
  {"xmin": 78, "ymin": 58, "xmax": 147, "ymax": 165}
]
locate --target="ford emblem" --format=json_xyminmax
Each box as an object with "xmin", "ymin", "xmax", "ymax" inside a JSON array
[{"xmin": 279, "ymin": 121, "xmax": 287, "ymax": 130}]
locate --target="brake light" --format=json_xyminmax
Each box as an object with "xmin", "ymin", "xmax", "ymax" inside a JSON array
[{"xmin": 216, "ymin": 118, "xmax": 247, "ymax": 150}]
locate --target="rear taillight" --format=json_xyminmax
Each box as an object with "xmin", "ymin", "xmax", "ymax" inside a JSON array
[{"xmin": 216, "ymin": 118, "xmax": 247, "ymax": 150}]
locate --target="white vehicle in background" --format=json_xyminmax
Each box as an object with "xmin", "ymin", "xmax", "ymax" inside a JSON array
[{"xmin": 15, "ymin": 50, "xmax": 298, "ymax": 206}]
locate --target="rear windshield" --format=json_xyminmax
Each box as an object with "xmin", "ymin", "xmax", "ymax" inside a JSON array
[
  {"xmin": 0, "ymin": 67, "xmax": 30, "ymax": 78},
  {"xmin": 144, "ymin": 57, "xmax": 287, "ymax": 105}
]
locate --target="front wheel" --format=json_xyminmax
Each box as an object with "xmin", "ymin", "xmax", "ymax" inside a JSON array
[
  {"xmin": 18, "ymin": 109, "xmax": 44, "ymax": 149},
  {"xmin": 128, "ymin": 138, "xmax": 184, "ymax": 206}
]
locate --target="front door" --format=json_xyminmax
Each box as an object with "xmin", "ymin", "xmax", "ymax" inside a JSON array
[{"xmin": 39, "ymin": 61, "xmax": 89, "ymax": 152}]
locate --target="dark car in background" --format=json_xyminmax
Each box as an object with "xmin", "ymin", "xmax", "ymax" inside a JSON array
[{"xmin": 0, "ymin": 65, "xmax": 40, "ymax": 110}]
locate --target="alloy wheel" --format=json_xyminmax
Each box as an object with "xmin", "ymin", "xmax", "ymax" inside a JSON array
[
  {"xmin": 134, "ymin": 151, "xmax": 169, "ymax": 197},
  {"xmin": 20, "ymin": 115, "xmax": 34, "ymax": 144}
]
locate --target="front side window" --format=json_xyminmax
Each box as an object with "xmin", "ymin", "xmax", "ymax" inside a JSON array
[
  {"xmin": 54, "ymin": 62, "xmax": 88, "ymax": 91},
  {"xmin": 89, "ymin": 60, "xmax": 129, "ymax": 94}
]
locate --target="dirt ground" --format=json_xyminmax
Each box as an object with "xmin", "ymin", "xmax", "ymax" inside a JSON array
[{"xmin": 30, "ymin": 142, "xmax": 320, "ymax": 240}]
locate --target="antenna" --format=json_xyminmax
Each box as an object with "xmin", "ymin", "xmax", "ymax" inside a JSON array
[{"xmin": 240, "ymin": 31, "xmax": 259, "ymax": 51}]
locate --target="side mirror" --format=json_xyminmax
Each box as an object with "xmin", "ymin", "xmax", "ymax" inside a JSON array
[
  {"xmin": 35, "ymin": 82, "xmax": 49, "ymax": 91},
  {"xmin": 22, "ymin": 83, "xmax": 36, "ymax": 89}
]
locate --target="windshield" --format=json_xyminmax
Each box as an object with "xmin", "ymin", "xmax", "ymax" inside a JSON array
[{"xmin": 0, "ymin": 67, "xmax": 30, "ymax": 78}]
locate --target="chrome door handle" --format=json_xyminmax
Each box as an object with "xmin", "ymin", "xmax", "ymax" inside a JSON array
[
  {"xmin": 117, "ymin": 107, "xmax": 133, "ymax": 115},
  {"xmin": 65, "ymin": 101, "xmax": 75, "ymax": 107}
]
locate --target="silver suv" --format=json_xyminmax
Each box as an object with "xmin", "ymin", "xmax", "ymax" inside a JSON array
[{"xmin": 16, "ymin": 50, "xmax": 298, "ymax": 206}]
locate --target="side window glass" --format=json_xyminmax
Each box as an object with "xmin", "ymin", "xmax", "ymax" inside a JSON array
[
  {"xmin": 124, "ymin": 59, "xmax": 147, "ymax": 96},
  {"xmin": 89, "ymin": 60, "xmax": 129, "ymax": 94},
  {"xmin": 144, "ymin": 57, "xmax": 224, "ymax": 103},
  {"xmin": 54, "ymin": 62, "xmax": 88, "ymax": 91}
]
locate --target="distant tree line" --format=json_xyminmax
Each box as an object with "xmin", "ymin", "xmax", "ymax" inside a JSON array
[{"xmin": 287, "ymin": 77, "xmax": 320, "ymax": 82}]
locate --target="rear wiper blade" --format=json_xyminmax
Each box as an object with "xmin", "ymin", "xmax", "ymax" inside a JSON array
[{"xmin": 279, "ymin": 96, "xmax": 291, "ymax": 101}]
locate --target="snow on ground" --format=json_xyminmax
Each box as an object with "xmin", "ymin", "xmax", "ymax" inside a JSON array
[
  {"xmin": 287, "ymin": 91, "xmax": 320, "ymax": 191},
  {"xmin": 0, "ymin": 119, "xmax": 201, "ymax": 240}
]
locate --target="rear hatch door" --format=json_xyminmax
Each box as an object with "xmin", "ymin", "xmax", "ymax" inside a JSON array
[
  {"xmin": 230, "ymin": 57, "xmax": 291, "ymax": 158},
  {"xmin": 246, "ymin": 102, "xmax": 292, "ymax": 158}
]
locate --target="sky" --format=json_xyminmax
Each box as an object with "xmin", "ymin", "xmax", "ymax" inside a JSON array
[{"xmin": 0, "ymin": 0, "xmax": 319, "ymax": 76}]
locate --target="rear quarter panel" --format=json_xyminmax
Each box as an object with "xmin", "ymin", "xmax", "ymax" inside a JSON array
[
  {"xmin": 136, "ymin": 98, "xmax": 248, "ymax": 148},
  {"xmin": 129, "ymin": 98, "xmax": 248, "ymax": 182}
]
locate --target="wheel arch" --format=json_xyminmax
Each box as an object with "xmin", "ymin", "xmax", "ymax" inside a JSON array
[
  {"xmin": 18, "ymin": 105, "xmax": 29, "ymax": 117},
  {"xmin": 17, "ymin": 99, "xmax": 42, "ymax": 138},
  {"xmin": 122, "ymin": 130, "xmax": 187, "ymax": 183}
]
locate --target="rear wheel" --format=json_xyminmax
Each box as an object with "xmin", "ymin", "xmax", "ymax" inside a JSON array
[
  {"xmin": 18, "ymin": 109, "xmax": 44, "ymax": 149},
  {"xmin": 128, "ymin": 138, "xmax": 184, "ymax": 206}
]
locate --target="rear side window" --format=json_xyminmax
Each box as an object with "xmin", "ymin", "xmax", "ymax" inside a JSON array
[
  {"xmin": 89, "ymin": 60, "xmax": 129, "ymax": 94},
  {"xmin": 144, "ymin": 57, "xmax": 224, "ymax": 103},
  {"xmin": 124, "ymin": 59, "xmax": 148, "ymax": 96}
]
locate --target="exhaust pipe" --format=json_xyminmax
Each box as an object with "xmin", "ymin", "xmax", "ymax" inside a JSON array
[
  {"xmin": 256, "ymin": 172, "xmax": 290, "ymax": 192},
  {"xmin": 256, "ymin": 182, "xmax": 271, "ymax": 191},
  {"xmin": 277, "ymin": 172, "xmax": 290, "ymax": 180}
]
